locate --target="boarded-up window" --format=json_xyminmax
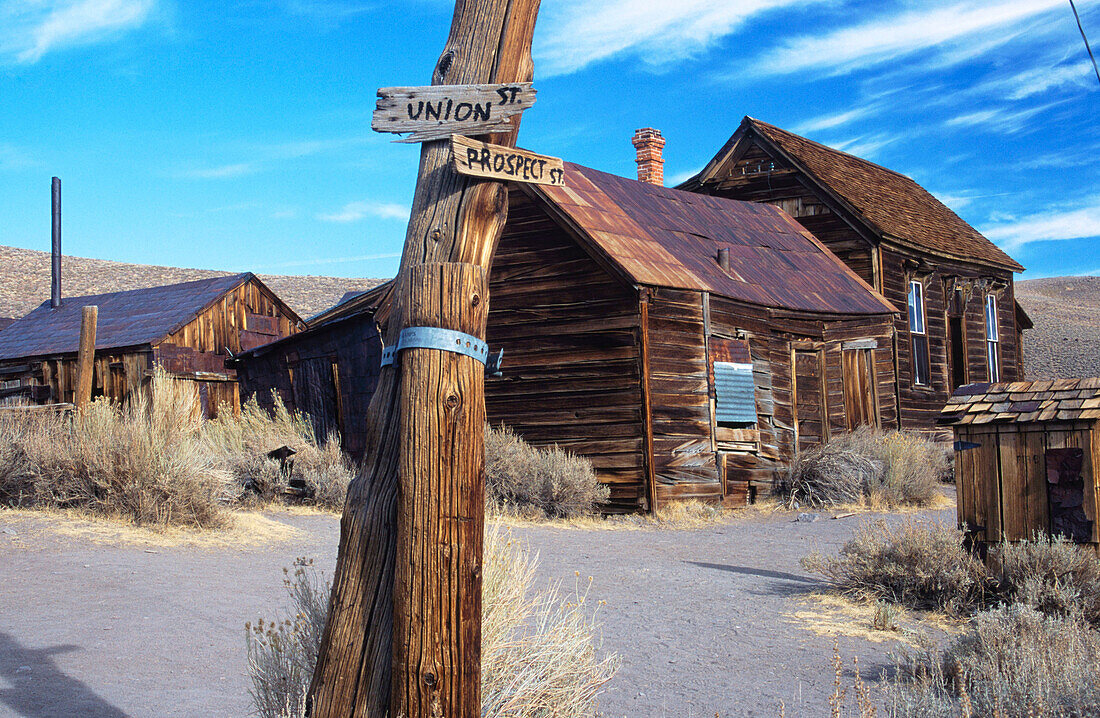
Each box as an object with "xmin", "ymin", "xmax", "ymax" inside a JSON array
[{"xmin": 714, "ymin": 362, "xmax": 756, "ymax": 425}]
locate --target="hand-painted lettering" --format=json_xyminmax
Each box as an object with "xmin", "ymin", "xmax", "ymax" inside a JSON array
[
  {"xmin": 425, "ymin": 101, "xmax": 441, "ymax": 121},
  {"xmin": 407, "ymin": 102, "xmax": 424, "ymax": 120},
  {"xmin": 479, "ymin": 148, "xmax": 491, "ymax": 171},
  {"xmin": 454, "ymin": 102, "xmax": 473, "ymax": 121},
  {"xmin": 472, "ymin": 103, "xmax": 491, "ymax": 122},
  {"xmin": 493, "ymin": 153, "xmax": 506, "ymax": 172},
  {"xmin": 466, "ymin": 148, "xmax": 480, "ymax": 169}
]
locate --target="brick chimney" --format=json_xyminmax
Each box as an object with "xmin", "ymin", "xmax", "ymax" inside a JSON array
[{"xmin": 631, "ymin": 128, "xmax": 665, "ymax": 185}]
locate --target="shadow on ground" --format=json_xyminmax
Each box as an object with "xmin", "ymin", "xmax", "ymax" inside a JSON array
[{"xmin": 0, "ymin": 632, "xmax": 128, "ymax": 718}]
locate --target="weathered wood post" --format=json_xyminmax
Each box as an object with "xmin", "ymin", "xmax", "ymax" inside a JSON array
[
  {"xmin": 308, "ymin": 2, "xmax": 540, "ymax": 717},
  {"xmin": 74, "ymin": 305, "xmax": 98, "ymax": 410}
]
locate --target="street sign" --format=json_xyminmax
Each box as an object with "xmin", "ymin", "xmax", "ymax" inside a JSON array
[
  {"xmin": 372, "ymin": 83, "xmax": 536, "ymax": 143},
  {"xmin": 451, "ymin": 135, "xmax": 565, "ymax": 186}
]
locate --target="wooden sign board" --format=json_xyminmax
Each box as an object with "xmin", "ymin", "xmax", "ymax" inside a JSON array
[
  {"xmin": 372, "ymin": 83, "xmax": 536, "ymax": 143},
  {"xmin": 450, "ymin": 135, "xmax": 565, "ymax": 187}
]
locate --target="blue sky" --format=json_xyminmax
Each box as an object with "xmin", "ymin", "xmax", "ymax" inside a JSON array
[{"xmin": 1, "ymin": 0, "xmax": 1098, "ymax": 280}]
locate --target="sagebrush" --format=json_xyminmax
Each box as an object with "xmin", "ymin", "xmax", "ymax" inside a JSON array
[
  {"xmin": 485, "ymin": 424, "xmax": 608, "ymax": 518},
  {"xmin": 0, "ymin": 369, "xmax": 355, "ymax": 527},
  {"xmin": 781, "ymin": 426, "xmax": 949, "ymax": 509},
  {"xmin": 246, "ymin": 527, "xmax": 620, "ymax": 718},
  {"xmin": 802, "ymin": 519, "xmax": 987, "ymax": 613}
]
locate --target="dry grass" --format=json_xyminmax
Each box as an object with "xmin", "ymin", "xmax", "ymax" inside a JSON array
[
  {"xmin": 495, "ymin": 498, "xmax": 745, "ymax": 531},
  {"xmin": 781, "ymin": 427, "xmax": 949, "ymax": 510},
  {"xmin": 990, "ymin": 535, "xmax": 1100, "ymax": 625},
  {"xmin": 246, "ymin": 526, "xmax": 620, "ymax": 718},
  {"xmin": 486, "ymin": 424, "xmax": 608, "ymax": 519},
  {"xmin": 802, "ymin": 519, "xmax": 987, "ymax": 613},
  {"xmin": 784, "ymin": 593, "xmax": 963, "ymax": 648},
  {"xmin": 0, "ymin": 373, "xmax": 230, "ymax": 528},
  {"xmin": 0, "ymin": 371, "xmax": 355, "ymax": 529},
  {"xmin": 886, "ymin": 606, "xmax": 1100, "ymax": 717}
]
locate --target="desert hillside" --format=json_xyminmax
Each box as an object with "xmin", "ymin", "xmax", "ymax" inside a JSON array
[
  {"xmin": 1016, "ymin": 276, "xmax": 1100, "ymax": 381},
  {"xmin": 0, "ymin": 245, "xmax": 384, "ymax": 321}
]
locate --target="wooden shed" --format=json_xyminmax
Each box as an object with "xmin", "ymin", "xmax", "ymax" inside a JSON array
[
  {"xmin": 232, "ymin": 310, "xmax": 382, "ymax": 456},
  {"xmin": 939, "ymin": 378, "xmax": 1100, "ymax": 548},
  {"xmin": 681, "ymin": 117, "xmax": 1027, "ymax": 432},
  {"xmin": 0, "ymin": 273, "xmax": 301, "ymax": 416},
  {"xmin": 288, "ymin": 163, "xmax": 900, "ymax": 512}
]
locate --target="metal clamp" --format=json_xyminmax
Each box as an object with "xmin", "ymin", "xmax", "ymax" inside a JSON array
[{"xmin": 380, "ymin": 326, "xmax": 489, "ymax": 367}]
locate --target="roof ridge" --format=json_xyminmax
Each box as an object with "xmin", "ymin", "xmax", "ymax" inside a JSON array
[{"xmin": 744, "ymin": 116, "xmax": 915, "ymax": 183}]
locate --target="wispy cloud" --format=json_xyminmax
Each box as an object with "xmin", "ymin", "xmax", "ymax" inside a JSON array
[
  {"xmin": 278, "ymin": 0, "xmax": 372, "ymax": 23},
  {"xmin": 534, "ymin": 0, "xmax": 823, "ymax": 77},
  {"xmin": 945, "ymin": 102, "xmax": 1059, "ymax": 134},
  {"xmin": 1, "ymin": 0, "xmax": 158, "ymax": 64},
  {"xmin": 178, "ymin": 163, "xmax": 256, "ymax": 179},
  {"xmin": 317, "ymin": 200, "xmax": 408, "ymax": 223},
  {"xmin": 979, "ymin": 61, "xmax": 1096, "ymax": 101},
  {"xmin": 983, "ymin": 201, "xmax": 1100, "ymax": 252},
  {"xmin": 754, "ymin": 0, "xmax": 1065, "ymax": 77},
  {"xmin": 0, "ymin": 143, "xmax": 39, "ymax": 171},
  {"xmin": 791, "ymin": 107, "xmax": 877, "ymax": 134},
  {"xmin": 829, "ymin": 133, "xmax": 896, "ymax": 160}
]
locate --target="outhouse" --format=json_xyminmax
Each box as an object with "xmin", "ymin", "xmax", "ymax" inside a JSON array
[{"xmin": 939, "ymin": 378, "xmax": 1100, "ymax": 547}]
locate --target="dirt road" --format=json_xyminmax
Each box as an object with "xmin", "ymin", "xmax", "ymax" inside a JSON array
[{"xmin": 0, "ymin": 503, "xmax": 953, "ymax": 717}]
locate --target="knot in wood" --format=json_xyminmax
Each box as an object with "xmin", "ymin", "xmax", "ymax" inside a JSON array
[
  {"xmin": 422, "ymin": 671, "xmax": 437, "ymax": 688},
  {"xmin": 470, "ymin": 292, "xmax": 481, "ymax": 307},
  {"xmin": 435, "ymin": 51, "xmax": 454, "ymax": 81},
  {"xmin": 444, "ymin": 393, "xmax": 460, "ymax": 410},
  {"xmin": 430, "ymin": 227, "xmax": 443, "ymax": 242}
]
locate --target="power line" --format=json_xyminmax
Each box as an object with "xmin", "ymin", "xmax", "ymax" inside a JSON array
[{"xmin": 1069, "ymin": 0, "xmax": 1100, "ymax": 88}]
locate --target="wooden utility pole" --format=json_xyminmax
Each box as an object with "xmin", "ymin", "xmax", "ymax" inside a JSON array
[
  {"xmin": 74, "ymin": 305, "xmax": 98, "ymax": 410},
  {"xmin": 308, "ymin": 2, "xmax": 540, "ymax": 717}
]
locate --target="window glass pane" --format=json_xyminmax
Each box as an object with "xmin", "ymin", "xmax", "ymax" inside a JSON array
[
  {"xmin": 986, "ymin": 296, "xmax": 999, "ymax": 342},
  {"xmin": 988, "ymin": 341, "xmax": 1000, "ymax": 382},
  {"xmin": 908, "ymin": 282, "xmax": 925, "ymax": 334},
  {"xmin": 912, "ymin": 335, "xmax": 930, "ymax": 386}
]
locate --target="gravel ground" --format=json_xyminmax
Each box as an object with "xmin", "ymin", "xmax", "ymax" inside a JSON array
[{"xmin": 0, "ymin": 501, "xmax": 955, "ymax": 718}]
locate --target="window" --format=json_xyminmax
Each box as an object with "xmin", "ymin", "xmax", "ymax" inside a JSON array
[
  {"xmin": 714, "ymin": 361, "xmax": 757, "ymax": 426},
  {"xmin": 986, "ymin": 294, "xmax": 1000, "ymax": 382},
  {"xmin": 908, "ymin": 281, "xmax": 931, "ymax": 386}
]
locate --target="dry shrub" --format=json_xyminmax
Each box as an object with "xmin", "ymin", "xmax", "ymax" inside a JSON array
[
  {"xmin": 802, "ymin": 519, "xmax": 986, "ymax": 613},
  {"xmin": 990, "ymin": 535, "xmax": 1100, "ymax": 624},
  {"xmin": 204, "ymin": 394, "xmax": 355, "ymax": 511},
  {"xmin": 0, "ymin": 371, "xmax": 229, "ymax": 528},
  {"xmin": 887, "ymin": 605, "xmax": 1100, "ymax": 717},
  {"xmin": 782, "ymin": 426, "xmax": 947, "ymax": 509},
  {"xmin": 246, "ymin": 527, "xmax": 620, "ymax": 718},
  {"xmin": 485, "ymin": 424, "xmax": 608, "ymax": 519}
]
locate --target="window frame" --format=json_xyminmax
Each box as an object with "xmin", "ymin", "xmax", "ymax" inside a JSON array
[
  {"xmin": 986, "ymin": 294, "xmax": 1001, "ymax": 382},
  {"xmin": 908, "ymin": 280, "xmax": 931, "ymax": 387}
]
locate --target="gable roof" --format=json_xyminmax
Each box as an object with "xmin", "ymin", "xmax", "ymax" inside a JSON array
[
  {"xmin": 0, "ymin": 273, "xmax": 263, "ymax": 361},
  {"xmin": 939, "ymin": 378, "xmax": 1100, "ymax": 425},
  {"xmin": 531, "ymin": 163, "xmax": 896, "ymax": 316},
  {"xmin": 682, "ymin": 117, "xmax": 1023, "ymax": 273}
]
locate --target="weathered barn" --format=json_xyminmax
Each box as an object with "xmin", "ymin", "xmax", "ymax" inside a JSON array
[
  {"xmin": 940, "ymin": 378, "xmax": 1100, "ymax": 549},
  {"xmin": 0, "ymin": 273, "xmax": 301, "ymax": 416},
  {"xmin": 262, "ymin": 162, "xmax": 899, "ymax": 511},
  {"xmin": 680, "ymin": 117, "xmax": 1026, "ymax": 431},
  {"xmin": 232, "ymin": 310, "xmax": 382, "ymax": 456}
]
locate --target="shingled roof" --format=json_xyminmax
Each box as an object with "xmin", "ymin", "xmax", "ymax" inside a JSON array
[
  {"xmin": 533, "ymin": 163, "xmax": 897, "ymax": 316},
  {"xmin": 684, "ymin": 117, "xmax": 1023, "ymax": 273},
  {"xmin": 939, "ymin": 378, "xmax": 1100, "ymax": 425},
  {"xmin": 0, "ymin": 273, "xmax": 257, "ymax": 361}
]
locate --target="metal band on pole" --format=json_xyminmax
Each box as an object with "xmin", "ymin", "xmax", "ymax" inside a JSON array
[{"xmin": 381, "ymin": 326, "xmax": 490, "ymax": 367}]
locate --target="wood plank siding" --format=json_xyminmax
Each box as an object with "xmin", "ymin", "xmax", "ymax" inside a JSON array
[
  {"xmin": 485, "ymin": 193, "xmax": 648, "ymax": 512},
  {"xmin": 684, "ymin": 122, "xmax": 1024, "ymax": 432}
]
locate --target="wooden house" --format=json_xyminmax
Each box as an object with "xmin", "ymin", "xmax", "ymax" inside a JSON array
[
  {"xmin": 0, "ymin": 273, "xmax": 301, "ymax": 417},
  {"xmin": 680, "ymin": 117, "xmax": 1026, "ymax": 431},
  {"xmin": 232, "ymin": 310, "xmax": 382, "ymax": 455},
  {"xmin": 940, "ymin": 378, "xmax": 1100, "ymax": 549},
  {"xmin": 269, "ymin": 161, "xmax": 899, "ymax": 512}
]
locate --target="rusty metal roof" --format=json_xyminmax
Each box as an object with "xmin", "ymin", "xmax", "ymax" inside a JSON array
[
  {"xmin": 684, "ymin": 117, "xmax": 1023, "ymax": 273},
  {"xmin": 939, "ymin": 378, "xmax": 1100, "ymax": 425},
  {"xmin": 0, "ymin": 273, "xmax": 253, "ymax": 361},
  {"xmin": 535, "ymin": 163, "xmax": 897, "ymax": 315}
]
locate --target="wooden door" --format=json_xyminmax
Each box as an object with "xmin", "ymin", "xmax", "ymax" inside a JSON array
[
  {"xmin": 842, "ymin": 348, "xmax": 879, "ymax": 430},
  {"xmin": 291, "ymin": 357, "xmax": 341, "ymax": 444},
  {"xmin": 792, "ymin": 348, "xmax": 828, "ymax": 453}
]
